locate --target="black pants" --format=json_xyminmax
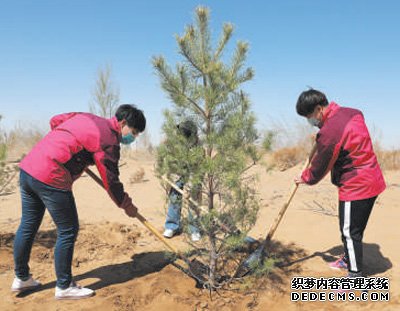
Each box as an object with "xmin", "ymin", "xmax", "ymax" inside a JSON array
[{"xmin": 339, "ymin": 196, "xmax": 377, "ymax": 274}]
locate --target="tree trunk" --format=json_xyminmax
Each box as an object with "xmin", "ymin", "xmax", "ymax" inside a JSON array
[{"xmin": 208, "ymin": 231, "xmax": 217, "ymax": 287}]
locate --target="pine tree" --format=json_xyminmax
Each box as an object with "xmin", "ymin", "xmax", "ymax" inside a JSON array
[
  {"xmin": 89, "ymin": 64, "xmax": 120, "ymax": 118},
  {"xmin": 153, "ymin": 6, "xmax": 259, "ymax": 289}
]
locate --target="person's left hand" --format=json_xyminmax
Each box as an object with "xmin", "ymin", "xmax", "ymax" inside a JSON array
[
  {"xmin": 294, "ymin": 175, "xmax": 305, "ymax": 185},
  {"xmin": 182, "ymin": 188, "xmax": 191, "ymax": 200},
  {"xmin": 124, "ymin": 202, "xmax": 138, "ymax": 218}
]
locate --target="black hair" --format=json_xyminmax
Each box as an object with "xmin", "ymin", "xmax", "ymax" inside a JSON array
[
  {"xmin": 296, "ymin": 89, "xmax": 329, "ymax": 117},
  {"xmin": 177, "ymin": 120, "xmax": 197, "ymax": 139},
  {"xmin": 115, "ymin": 104, "xmax": 146, "ymax": 132}
]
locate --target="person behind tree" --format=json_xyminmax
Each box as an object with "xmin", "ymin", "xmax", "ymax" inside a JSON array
[{"xmin": 163, "ymin": 120, "xmax": 202, "ymax": 242}]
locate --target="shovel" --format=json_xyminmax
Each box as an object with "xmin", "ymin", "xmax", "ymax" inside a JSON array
[
  {"xmin": 235, "ymin": 143, "xmax": 317, "ymax": 276},
  {"xmin": 84, "ymin": 168, "xmax": 208, "ymax": 285}
]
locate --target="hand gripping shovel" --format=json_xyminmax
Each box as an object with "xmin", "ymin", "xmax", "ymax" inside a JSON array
[
  {"xmin": 84, "ymin": 168, "xmax": 208, "ymax": 286},
  {"xmin": 235, "ymin": 143, "xmax": 317, "ymax": 277}
]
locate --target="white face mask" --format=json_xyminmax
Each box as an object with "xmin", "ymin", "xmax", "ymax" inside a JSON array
[{"xmin": 307, "ymin": 117, "xmax": 320, "ymax": 127}]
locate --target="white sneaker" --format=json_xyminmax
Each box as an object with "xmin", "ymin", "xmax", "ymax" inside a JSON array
[
  {"xmin": 163, "ymin": 228, "xmax": 176, "ymax": 238},
  {"xmin": 191, "ymin": 232, "xmax": 201, "ymax": 242},
  {"xmin": 55, "ymin": 282, "xmax": 94, "ymax": 300},
  {"xmin": 11, "ymin": 275, "xmax": 41, "ymax": 292}
]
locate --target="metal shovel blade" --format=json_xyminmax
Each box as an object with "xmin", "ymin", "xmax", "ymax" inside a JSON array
[{"xmin": 235, "ymin": 246, "xmax": 266, "ymax": 278}]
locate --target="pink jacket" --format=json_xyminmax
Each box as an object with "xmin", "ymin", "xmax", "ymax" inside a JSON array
[
  {"xmin": 20, "ymin": 112, "xmax": 128, "ymax": 207},
  {"xmin": 302, "ymin": 102, "xmax": 386, "ymax": 201}
]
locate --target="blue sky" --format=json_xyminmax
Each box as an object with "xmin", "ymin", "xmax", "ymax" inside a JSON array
[{"xmin": 0, "ymin": 0, "xmax": 399, "ymax": 148}]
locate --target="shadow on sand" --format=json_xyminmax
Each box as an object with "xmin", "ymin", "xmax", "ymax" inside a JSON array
[
  {"xmin": 16, "ymin": 251, "xmax": 172, "ymax": 298},
  {"xmin": 280, "ymin": 243, "xmax": 392, "ymax": 276}
]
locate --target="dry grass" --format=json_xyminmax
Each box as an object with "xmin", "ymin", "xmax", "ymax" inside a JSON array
[
  {"xmin": 270, "ymin": 145, "xmax": 308, "ymax": 171},
  {"xmin": 0, "ymin": 128, "xmax": 18, "ymax": 195},
  {"xmin": 260, "ymin": 119, "xmax": 315, "ymax": 171},
  {"xmin": 1, "ymin": 119, "xmax": 398, "ymax": 174},
  {"xmin": 268, "ymin": 143, "xmax": 400, "ymax": 172},
  {"xmin": 129, "ymin": 167, "xmax": 146, "ymax": 184},
  {"xmin": 370, "ymin": 127, "xmax": 400, "ymax": 171},
  {"xmin": 262, "ymin": 121, "xmax": 400, "ymax": 172},
  {"xmin": 3, "ymin": 122, "xmax": 45, "ymax": 161},
  {"xmin": 375, "ymin": 148, "xmax": 400, "ymax": 171}
]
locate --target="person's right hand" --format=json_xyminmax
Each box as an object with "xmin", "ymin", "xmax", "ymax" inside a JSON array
[
  {"xmin": 120, "ymin": 194, "xmax": 138, "ymax": 218},
  {"xmin": 124, "ymin": 202, "xmax": 138, "ymax": 218}
]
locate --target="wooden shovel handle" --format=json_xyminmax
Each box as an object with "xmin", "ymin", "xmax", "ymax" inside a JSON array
[
  {"xmin": 135, "ymin": 213, "xmax": 179, "ymax": 253},
  {"xmin": 161, "ymin": 176, "xmax": 201, "ymax": 209},
  {"xmin": 264, "ymin": 143, "xmax": 317, "ymax": 243},
  {"xmin": 162, "ymin": 175, "xmax": 237, "ymax": 234},
  {"xmin": 84, "ymin": 168, "xmax": 179, "ymax": 254}
]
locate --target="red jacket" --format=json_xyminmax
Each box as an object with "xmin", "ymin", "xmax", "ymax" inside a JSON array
[
  {"xmin": 20, "ymin": 112, "xmax": 128, "ymax": 207},
  {"xmin": 302, "ymin": 102, "xmax": 386, "ymax": 201}
]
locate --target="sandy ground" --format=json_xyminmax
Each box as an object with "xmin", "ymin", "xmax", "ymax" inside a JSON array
[{"xmin": 1, "ymin": 152, "xmax": 399, "ymax": 310}]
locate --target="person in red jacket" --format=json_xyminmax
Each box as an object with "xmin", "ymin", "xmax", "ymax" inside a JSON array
[
  {"xmin": 11, "ymin": 104, "xmax": 145, "ymax": 299},
  {"xmin": 294, "ymin": 89, "xmax": 386, "ymax": 278}
]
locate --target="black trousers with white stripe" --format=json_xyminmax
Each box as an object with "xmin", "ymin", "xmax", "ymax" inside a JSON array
[{"xmin": 339, "ymin": 196, "xmax": 377, "ymax": 274}]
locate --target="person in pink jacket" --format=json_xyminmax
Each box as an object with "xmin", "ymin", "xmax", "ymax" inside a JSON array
[
  {"xmin": 294, "ymin": 89, "xmax": 386, "ymax": 279},
  {"xmin": 11, "ymin": 104, "xmax": 146, "ymax": 299}
]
